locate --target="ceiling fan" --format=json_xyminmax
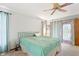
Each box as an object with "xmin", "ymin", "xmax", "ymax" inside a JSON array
[{"xmin": 44, "ymin": 3, "xmax": 73, "ymax": 15}]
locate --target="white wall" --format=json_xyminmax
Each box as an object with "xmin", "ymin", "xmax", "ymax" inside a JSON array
[
  {"xmin": 8, "ymin": 13, "xmax": 42, "ymax": 49},
  {"xmin": 0, "ymin": 6, "xmax": 42, "ymax": 50}
]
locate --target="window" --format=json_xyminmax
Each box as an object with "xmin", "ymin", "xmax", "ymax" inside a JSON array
[{"xmin": 42, "ymin": 20, "xmax": 51, "ymax": 36}]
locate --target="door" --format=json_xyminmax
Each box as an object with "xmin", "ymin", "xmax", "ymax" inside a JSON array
[{"xmin": 63, "ymin": 23, "xmax": 72, "ymax": 44}]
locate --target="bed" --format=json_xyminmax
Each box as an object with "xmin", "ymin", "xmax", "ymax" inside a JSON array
[{"xmin": 18, "ymin": 32, "xmax": 61, "ymax": 56}]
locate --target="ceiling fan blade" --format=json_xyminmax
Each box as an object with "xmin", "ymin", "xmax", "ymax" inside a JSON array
[
  {"xmin": 43, "ymin": 8, "xmax": 55, "ymax": 11},
  {"xmin": 60, "ymin": 3, "xmax": 73, "ymax": 8},
  {"xmin": 51, "ymin": 9, "xmax": 56, "ymax": 15},
  {"xmin": 53, "ymin": 3, "xmax": 61, "ymax": 8},
  {"xmin": 58, "ymin": 8, "xmax": 66, "ymax": 12}
]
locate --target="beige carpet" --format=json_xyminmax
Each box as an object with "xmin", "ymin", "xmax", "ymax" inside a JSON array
[
  {"xmin": 1, "ymin": 43, "xmax": 79, "ymax": 56},
  {"xmin": 58, "ymin": 43, "xmax": 79, "ymax": 56}
]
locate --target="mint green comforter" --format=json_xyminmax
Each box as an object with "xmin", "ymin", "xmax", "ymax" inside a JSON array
[{"xmin": 20, "ymin": 36, "xmax": 60, "ymax": 56}]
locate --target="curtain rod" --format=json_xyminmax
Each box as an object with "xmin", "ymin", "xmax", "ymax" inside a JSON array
[{"xmin": 0, "ymin": 11, "xmax": 12, "ymax": 15}]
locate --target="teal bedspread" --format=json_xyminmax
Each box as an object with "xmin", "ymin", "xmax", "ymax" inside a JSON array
[{"xmin": 20, "ymin": 36, "xmax": 60, "ymax": 56}]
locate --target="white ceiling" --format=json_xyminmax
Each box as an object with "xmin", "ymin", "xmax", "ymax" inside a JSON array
[{"xmin": 0, "ymin": 3, "xmax": 79, "ymax": 20}]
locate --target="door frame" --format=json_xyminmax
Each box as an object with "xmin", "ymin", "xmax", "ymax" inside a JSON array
[{"xmin": 62, "ymin": 20, "xmax": 74, "ymax": 45}]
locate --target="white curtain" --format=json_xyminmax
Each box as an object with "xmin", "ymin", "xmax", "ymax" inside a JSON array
[
  {"xmin": 51, "ymin": 21, "xmax": 63, "ymax": 42},
  {"xmin": 0, "ymin": 12, "xmax": 9, "ymax": 53}
]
